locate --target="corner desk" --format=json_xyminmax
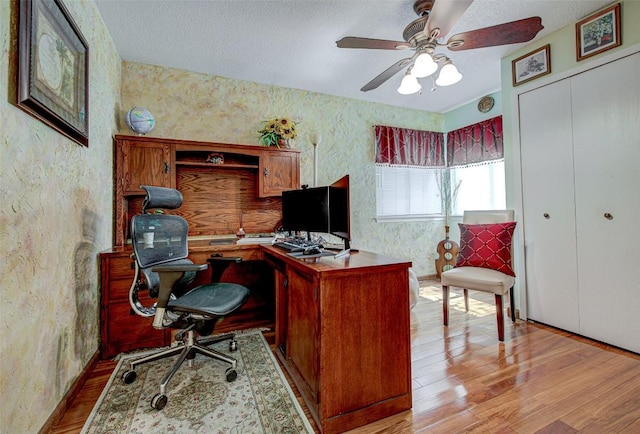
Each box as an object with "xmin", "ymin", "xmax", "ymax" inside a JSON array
[
  {"xmin": 100, "ymin": 242, "xmax": 412, "ymax": 433},
  {"xmin": 261, "ymin": 245, "xmax": 412, "ymax": 433}
]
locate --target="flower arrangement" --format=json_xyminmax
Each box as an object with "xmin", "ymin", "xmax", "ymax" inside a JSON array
[{"xmin": 258, "ymin": 117, "xmax": 297, "ymax": 148}]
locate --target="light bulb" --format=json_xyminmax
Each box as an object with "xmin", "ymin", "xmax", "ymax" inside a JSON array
[
  {"xmin": 397, "ymin": 73, "xmax": 421, "ymax": 95},
  {"xmin": 412, "ymin": 53, "xmax": 438, "ymax": 78},
  {"xmin": 435, "ymin": 61, "xmax": 462, "ymax": 86}
]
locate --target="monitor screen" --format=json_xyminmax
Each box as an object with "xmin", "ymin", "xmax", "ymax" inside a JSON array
[{"xmin": 281, "ymin": 186, "xmax": 330, "ymax": 233}]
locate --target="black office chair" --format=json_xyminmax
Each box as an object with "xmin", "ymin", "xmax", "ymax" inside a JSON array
[{"xmin": 122, "ymin": 185, "xmax": 250, "ymax": 410}]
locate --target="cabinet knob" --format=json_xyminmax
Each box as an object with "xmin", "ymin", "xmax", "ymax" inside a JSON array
[
  {"xmin": 264, "ymin": 167, "xmax": 269, "ymax": 177},
  {"xmin": 543, "ymin": 213, "xmax": 550, "ymax": 219},
  {"xmin": 164, "ymin": 162, "xmax": 170, "ymax": 173},
  {"xmin": 604, "ymin": 212, "xmax": 613, "ymax": 220}
]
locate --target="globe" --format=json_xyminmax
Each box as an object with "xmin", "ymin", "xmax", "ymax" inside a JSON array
[{"xmin": 125, "ymin": 107, "xmax": 155, "ymax": 135}]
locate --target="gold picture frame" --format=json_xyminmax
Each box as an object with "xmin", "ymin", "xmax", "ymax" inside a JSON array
[
  {"xmin": 576, "ymin": 3, "xmax": 621, "ymax": 62},
  {"xmin": 511, "ymin": 44, "xmax": 551, "ymax": 87},
  {"xmin": 17, "ymin": 0, "xmax": 89, "ymax": 146}
]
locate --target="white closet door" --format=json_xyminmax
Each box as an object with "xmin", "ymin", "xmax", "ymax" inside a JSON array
[
  {"xmin": 519, "ymin": 80, "xmax": 580, "ymax": 333},
  {"xmin": 571, "ymin": 53, "xmax": 640, "ymax": 353}
]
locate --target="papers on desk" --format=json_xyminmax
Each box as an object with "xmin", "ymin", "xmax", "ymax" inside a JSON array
[{"xmin": 236, "ymin": 236, "xmax": 276, "ymax": 245}]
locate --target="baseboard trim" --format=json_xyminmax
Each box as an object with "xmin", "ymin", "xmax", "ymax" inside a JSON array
[{"xmin": 39, "ymin": 350, "xmax": 100, "ymax": 434}]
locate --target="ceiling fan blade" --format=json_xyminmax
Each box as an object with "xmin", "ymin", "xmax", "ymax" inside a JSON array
[
  {"xmin": 425, "ymin": 0, "xmax": 474, "ymax": 39},
  {"xmin": 336, "ymin": 37, "xmax": 411, "ymax": 50},
  {"xmin": 446, "ymin": 17, "xmax": 544, "ymax": 51},
  {"xmin": 361, "ymin": 56, "xmax": 416, "ymax": 92}
]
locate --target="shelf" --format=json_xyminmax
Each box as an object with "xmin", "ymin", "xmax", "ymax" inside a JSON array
[{"xmin": 175, "ymin": 161, "xmax": 259, "ymax": 169}]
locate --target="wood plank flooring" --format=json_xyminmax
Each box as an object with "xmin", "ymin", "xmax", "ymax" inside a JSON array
[{"xmin": 49, "ymin": 280, "xmax": 640, "ymax": 433}]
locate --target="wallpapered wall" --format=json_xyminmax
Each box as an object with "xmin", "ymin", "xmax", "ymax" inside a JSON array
[
  {"xmin": 0, "ymin": 0, "xmax": 120, "ymax": 432},
  {"xmin": 119, "ymin": 61, "xmax": 450, "ymax": 276}
]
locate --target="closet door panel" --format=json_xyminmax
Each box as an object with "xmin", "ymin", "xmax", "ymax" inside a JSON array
[
  {"xmin": 519, "ymin": 80, "xmax": 580, "ymax": 332},
  {"xmin": 571, "ymin": 53, "xmax": 640, "ymax": 352}
]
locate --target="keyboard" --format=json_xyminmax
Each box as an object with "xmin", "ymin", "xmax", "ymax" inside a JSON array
[{"xmin": 273, "ymin": 239, "xmax": 320, "ymax": 253}]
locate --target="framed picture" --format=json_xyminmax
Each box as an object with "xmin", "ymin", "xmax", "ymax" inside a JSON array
[
  {"xmin": 576, "ymin": 3, "xmax": 621, "ymax": 62},
  {"xmin": 17, "ymin": 0, "xmax": 89, "ymax": 146},
  {"xmin": 511, "ymin": 44, "xmax": 551, "ymax": 87}
]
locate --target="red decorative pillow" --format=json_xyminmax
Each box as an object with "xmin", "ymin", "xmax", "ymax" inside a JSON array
[{"xmin": 455, "ymin": 222, "xmax": 517, "ymax": 276}]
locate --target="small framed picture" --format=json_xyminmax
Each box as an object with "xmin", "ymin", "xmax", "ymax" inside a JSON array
[
  {"xmin": 576, "ymin": 3, "xmax": 621, "ymax": 62},
  {"xmin": 17, "ymin": 0, "xmax": 89, "ymax": 146},
  {"xmin": 511, "ymin": 44, "xmax": 551, "ymax": 87}
]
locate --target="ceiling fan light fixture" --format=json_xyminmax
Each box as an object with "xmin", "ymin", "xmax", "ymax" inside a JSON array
[
  {"xmin": 411, "ymin": 52, "xmax": 438, "ymax": 78},
  {"xmin": 435, "ymin": 60, "xmax": 462, "ymax": 86},
  {"xmin": 398, "ymin": 72, "xmax": 421, "ymax": 95}
]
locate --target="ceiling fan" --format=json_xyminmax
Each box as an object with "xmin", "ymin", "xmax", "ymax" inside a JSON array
[{"xmin": 336, "ymin": 0, "xmax": 544, "ymax": 94}]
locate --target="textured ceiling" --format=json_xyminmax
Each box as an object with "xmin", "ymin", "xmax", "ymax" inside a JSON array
[{"xmin": 95, "ymin": 0, "xmax": 613, "ymax": 113}]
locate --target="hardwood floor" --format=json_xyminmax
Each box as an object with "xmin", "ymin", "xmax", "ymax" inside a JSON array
[{"xmin": 50, "ymin": 280, "xmax": 640, "ymax": 433}]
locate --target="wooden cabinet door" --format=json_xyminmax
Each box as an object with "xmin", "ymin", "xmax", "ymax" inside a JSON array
[
  {"xmin": 286, "ymin": 268, "xmax": 319, "ymax": 402},
  {"xmin": 571, "ymin": 53, "xmax": 640, "ymax": 353},
  {"xmin": 120, "ymin": 139, "xmax": 172, "ymax": 195},
  {"xmin": 259, "ymin": 150, "xmax": 300, "ymax": 197},
  {"xmin": 100, "ymin": 251, "xmax": 169, "ymax": 358},
  {"xmin": 519, "ymin": 79, "xmax": 580, "ymax": 333}
]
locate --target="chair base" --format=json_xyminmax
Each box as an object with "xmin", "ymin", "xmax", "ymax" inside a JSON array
[{"xmin": 124, "ymin": 330, "xmax": 238, "ymax": 401}]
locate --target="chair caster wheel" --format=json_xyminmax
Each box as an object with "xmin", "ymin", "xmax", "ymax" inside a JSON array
[
  {"xmin": 225, "ymin": 367, "xmax": 238, "ymax": 382},
  {"xmin": 229, "ymin": 340, "xmax": 238, "ymax": 352},
  {"xmin": 122, "ymin": 370, "xmax": 137, "ymax": 384},
  {"xmin": 151, "ymin": 393, "xmax": 168, "ymax": 410}
]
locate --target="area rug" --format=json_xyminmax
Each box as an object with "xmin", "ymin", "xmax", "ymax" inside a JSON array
[{"xmin": 81, "ymin": 329, "xmax": 314, "ymax": 433}]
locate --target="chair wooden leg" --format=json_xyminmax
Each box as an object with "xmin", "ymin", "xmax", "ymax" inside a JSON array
[
  {"xmin": 509, "ymin": 286, "xmax": 516, "ymax": 322},
  {"xmin": 463, "ymin": 289, "xmax": 469, "ymax": 312},
  {"xmin": 495, "ymin": 294, "xmax": 505, "ymax": 341},
  {"xmin": 442, "ymin": 285, "xmax": 449, "ymax": 326}
]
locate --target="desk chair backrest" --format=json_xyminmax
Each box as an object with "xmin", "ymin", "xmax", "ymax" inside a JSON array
[{"xmin": 130, "ymin": 186, "xmax": 193, "ymax": 316}]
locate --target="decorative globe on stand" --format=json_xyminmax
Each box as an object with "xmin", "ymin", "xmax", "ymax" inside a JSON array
[{"xmin": 125, "ymin": 107, "xmax": 155, "ymax": 135}]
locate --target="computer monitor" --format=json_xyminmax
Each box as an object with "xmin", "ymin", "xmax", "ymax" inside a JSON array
[
  {"xmin": 281, "ymin": 186, "xmax": 330, "ymax": 235},
  {"xmin": 281, "ymin": 175, "xmax": 351, "ymax": 249},
  {"xmin": 329, "ymin": 175, "xmax": 350, "ymax": 249}
]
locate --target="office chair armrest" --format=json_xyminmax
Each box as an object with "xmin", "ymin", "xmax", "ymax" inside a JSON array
[
  {"xmin": 152, "ymin": 264, "xmax": 208, "ymax": 273},
  {"xmin": 151, "ymin": 263, "xmax": 209, "ymax": 329},
  {"xmin": 208, "ymin": 255, "xmax": 242, "ymax": 283}
]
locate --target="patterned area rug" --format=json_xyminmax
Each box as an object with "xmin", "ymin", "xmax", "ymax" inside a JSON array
[{"xmin": 81, "ymin": 329, "xmax": 314, "ymax": 433}]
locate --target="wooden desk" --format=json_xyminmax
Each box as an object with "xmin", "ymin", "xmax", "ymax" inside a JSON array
[
  {"xmin": 262, "ymin": 245, "xmax": 412, "ymax": 433},
  {"xmin": 100, "ymin": 242, "xmax": 412, "ymax": 432}
]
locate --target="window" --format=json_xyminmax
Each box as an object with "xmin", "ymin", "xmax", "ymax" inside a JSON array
[
  {"xmin": 374, "ymin": 125, "xmax": 445, "ymax": 221},
  {"xmin": 375, "ymin": 117, "xmax": 505, "ymax": 221},
  {"xmin": 376, "ymin": 165, "xmax": 442, "ymax": 219},
  {"xmin": 450, "ymin": 161, "xmax": 506, "ymax": 215}
]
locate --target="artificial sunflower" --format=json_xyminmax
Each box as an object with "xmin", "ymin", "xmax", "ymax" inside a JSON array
[{"xmin": 259, "ymin": 117, "xmax": 298, "ymax": 147}]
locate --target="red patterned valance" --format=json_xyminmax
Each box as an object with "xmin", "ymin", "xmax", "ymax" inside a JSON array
[
  {"xmin": 375, "ymin": 125, "xmax": 445, "ymax": 167},
  {"xmin": 446, "ymin": 116, "xmax": 503, "ymax": 167}
]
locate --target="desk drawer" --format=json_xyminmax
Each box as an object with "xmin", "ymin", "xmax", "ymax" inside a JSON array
[
  {"xmin": 106, "ymin": 278, "xmax": 133, "ymax": 302},
  {"xmin": 109, "ymin": 255, "xmax": 135, "ymax": 280},
  {"xmin": 102, "ymin": 301, "xmax": 168, "ymax": 358}
]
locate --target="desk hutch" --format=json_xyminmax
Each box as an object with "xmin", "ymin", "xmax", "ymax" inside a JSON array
[{"xmin": 100, "ymin": 135, "xmax": 300, "ymax": 358}]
